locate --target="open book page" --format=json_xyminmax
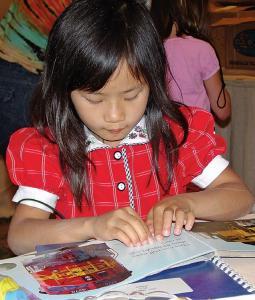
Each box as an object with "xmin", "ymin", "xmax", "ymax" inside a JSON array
[
  {"xmin": 191, "ymin": 219, "xmax": 255, "ymax": 257},
  {"xmin": 88, "ymin": 277, "xmax": 193, "ymax": 300},
  {"xmin": 0, "ymin": 230, "xmax": 214, "ymax": 299}
]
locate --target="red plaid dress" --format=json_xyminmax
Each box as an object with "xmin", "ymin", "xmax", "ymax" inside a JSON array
[{"xmin": 6, "ymin": 107, "xmax": 226, "ymax": 219}]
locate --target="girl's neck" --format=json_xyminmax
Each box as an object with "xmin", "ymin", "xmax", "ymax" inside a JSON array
[
  {"xmin": 170, "ymin": 23, "xmax": 177, "ymax": 38},
  {"xmin": 169, "ymin": 23, "xmax": 186, "ymax": 39}
]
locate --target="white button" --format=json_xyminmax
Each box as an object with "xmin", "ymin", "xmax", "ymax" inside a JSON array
[
  {"xmin": 114, "ymin": 151, "xmax": 122, "ymax": 160},
  {"xmin": 117, "ymin": 182, "xmax": 126, "ymax": 191}
]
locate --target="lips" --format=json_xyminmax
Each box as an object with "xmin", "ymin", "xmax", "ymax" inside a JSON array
[{"xmin": 108, "ymin": 128, "xmax": 124, "ymax": 134}]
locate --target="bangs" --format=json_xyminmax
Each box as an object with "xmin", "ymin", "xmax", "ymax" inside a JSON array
[
  {"xmin": 68, "ymin": 41, "xmax": 145, "ymax": 93},
  {"xmin": 44, "ymin": 0, "xmax": 152, "ymax": 95}
]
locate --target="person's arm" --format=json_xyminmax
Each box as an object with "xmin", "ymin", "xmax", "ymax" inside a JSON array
[
  {"xmin": 146, "ymin": 166, "xmax": 254, "ymax": 240},
  {"xmin": 204, "ymin": 70, "xmax": 231, "ymax": 122},
  {"xmin": 7, "ymin": 204, "xmax": 152, "ymax": 255},
  {"xmin": 0, "ymin": 0, "xmax": 13, "ymax": 20},
  {"xmin": 184, "ymin": 166, "xmax": 254, "ymax": 220}
]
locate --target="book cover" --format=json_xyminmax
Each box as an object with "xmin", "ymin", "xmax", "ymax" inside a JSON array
[
  {"xmin": 0, "ymin": 229, "xmax": 214, "ymax": 299},
  {"xmin": 191, "ymin": 219, "xmax": 255, "ymax": 257},
  {"xmin": 105, "ymin": 257, "xmax": 255, "ymax": 300}
]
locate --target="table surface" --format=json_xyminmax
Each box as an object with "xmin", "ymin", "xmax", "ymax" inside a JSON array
[
  {"xmin": 1, "ymin": 215, "xmax": 255, "ymax": 299},
  {"xmin": 0, "ymin": 256, "xmax": 254, "ymax": 300},
  {"xmin": 0, "ymin": 255, "xmax": 254, "ymax": 300}
]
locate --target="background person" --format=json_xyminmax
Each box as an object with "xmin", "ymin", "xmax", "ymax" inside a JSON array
[
  {"xmin": 0, "ymin": 0, "xmax": 71, "ymax": 156},
  {"xmin": 150, "ymin": 0, "xmax": 231, "ymax": 125}
]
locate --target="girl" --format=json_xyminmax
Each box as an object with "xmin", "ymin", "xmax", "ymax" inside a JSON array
[
  {"xmin": 6, "ymin": 0, "xmax": 254, "ymax": 255},
  {"xmin": 150, "ymin": 0, "xmax": 232, "ymax": 124}
]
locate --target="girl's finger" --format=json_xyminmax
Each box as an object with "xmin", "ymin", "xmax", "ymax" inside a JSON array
[
  {"xmin": 162, "ymin": 209, "xmax": 174, "ymax": 237},
  {"xmin": 112, "ymin": 228, "xmax": 134, "ymax": 247},
  {"xmin": 173, "ymin": 209, "xmax": 186, "ymax": 235},
  {"xmin": 125, "ymin": 207, "xmax": 153, "ymax": 243},
  {"xmin": 110, "ymin": 219, "xmax": 141, "ymax": 246},
  {"xmin": 184, "ymin": 212, "xmax": 195, "ymax": 231},
  {"xmin": 151, "ymin": 206, "xmax": 166, "ymax": 241},
  {"xmin": 126, "ymin": 213, "xmax": 152, "ymax": 245},
  {"xmin": 145, "ymin": 215, "xmax": 155, "ymax": 237}
]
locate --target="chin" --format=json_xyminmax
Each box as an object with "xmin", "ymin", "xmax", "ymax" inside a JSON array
[{"xmin": 104, "ymin": 136, "xmax": 124, "ymax": 146}]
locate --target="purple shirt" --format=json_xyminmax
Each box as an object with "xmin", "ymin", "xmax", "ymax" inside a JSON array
[{"xmin": 165, "ymin": 36, "xmax": 220, "ymax": 111}]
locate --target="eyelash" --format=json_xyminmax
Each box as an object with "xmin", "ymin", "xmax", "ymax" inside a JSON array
[
  {"xmin": 85, "ymin": 97, "xmax": 102, "ymax": 104},
  {"xmin": 124, "ymin": 93, "xmax": 139, "ymax": 101},
  {"xmin": 84, "ymin": 91, "xmax": 140, "ymax": 103}
]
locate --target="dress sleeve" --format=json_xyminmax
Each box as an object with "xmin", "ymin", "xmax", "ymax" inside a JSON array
[
  {"xmin": 6, "ymin": 128, "xmax": 65, "ymax": 196},
  {"xmin": 199, "ymin": 42, "xmax": 220, "ymax": 81},
  {"xmin": 177, "ymin": 107, "xmax": 227, "ymax": 186}
]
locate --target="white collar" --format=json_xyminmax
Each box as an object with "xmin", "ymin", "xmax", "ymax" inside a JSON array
[{"xmin": 84, "ymin": 116, "xmax": 149, "ymax": 152}]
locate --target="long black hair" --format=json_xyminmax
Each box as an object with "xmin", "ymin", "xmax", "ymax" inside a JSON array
[
  {"xmin": 31, "ymin": 0, "xmax": 188, "ymax": 208},
  {"xmin": 150, "ymin": 0, "xmax": 210, "ymax": 41}
]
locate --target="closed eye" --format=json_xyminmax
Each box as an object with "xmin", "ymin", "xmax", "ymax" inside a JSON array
[
  {"xmin": 84, "ymin": 97, "xmax": 103, "ymax": 104},
  {"xmin": 124, "ymin": 89, "xmax": 142, "ymax": 101},
  {"xmin": 124, "ymin": 94, "xmax": 139, "ymax": 101}
]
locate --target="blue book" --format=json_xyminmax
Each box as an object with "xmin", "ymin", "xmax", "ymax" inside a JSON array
[{"xmin": 107, "ymin": 257, "xmax": 255, "ymax": 299}]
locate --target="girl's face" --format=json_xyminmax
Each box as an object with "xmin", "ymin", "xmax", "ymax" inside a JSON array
[{"xmin": 71, "ymin": 61, "xmax": 149, "ymax": 147}]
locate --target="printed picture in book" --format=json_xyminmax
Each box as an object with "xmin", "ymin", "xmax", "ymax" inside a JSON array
[
  {"xmin": 192, "ymin": 219, "xmax": 255, "ymax": 244},
  {"xmin": 24, "ymin": 243, "xmax": 132, "ymax": 295}
]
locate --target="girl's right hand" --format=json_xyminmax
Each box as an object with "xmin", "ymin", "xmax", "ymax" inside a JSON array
[{"xmin": 89, "ymin": 207, "xmax": 152, "ymax": 247}]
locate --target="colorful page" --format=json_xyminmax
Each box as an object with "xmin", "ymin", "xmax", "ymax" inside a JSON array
[
  {"xmin": 191, "ymin": 219, "xmax": 255, "ymax": 257},
  {"xmin": 0, "ymin": 230, "xmax": 214, "ymax": 299}
]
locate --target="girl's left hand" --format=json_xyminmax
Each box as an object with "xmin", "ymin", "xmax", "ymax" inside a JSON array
[{"xmin": 146, "ymin": 196, "xmax": 195, "ymax": 241}]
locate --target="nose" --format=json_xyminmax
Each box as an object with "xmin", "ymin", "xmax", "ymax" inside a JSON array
[{"xmin": 104, "ymin": 100, "xmax": 125, "ymax": 123}]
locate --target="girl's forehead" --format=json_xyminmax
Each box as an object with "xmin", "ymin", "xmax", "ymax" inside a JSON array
[
  {"xmin": 111, "ymin": 60, "xmax": 137, "ymax": 80},
  {"xmin": 99, "ymin": 60, "xmax": 145, "ymax": 92},
  {"xmin": 101, "ymin": 60, "xmax": 144, "ymax": 86}
]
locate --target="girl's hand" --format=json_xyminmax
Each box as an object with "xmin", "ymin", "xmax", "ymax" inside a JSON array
[
  {"xmin": 146, "ymin": 196, "xmax": 195, "ymax": 241},
  {"xmin": 90, "ymin": 207, "xmax": 152, "ymax": 247}
]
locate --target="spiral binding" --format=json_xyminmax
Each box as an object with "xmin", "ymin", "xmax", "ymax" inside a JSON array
[{"xmin": 212, "ymin": 256, "xmax": 255, "ymax": 293}]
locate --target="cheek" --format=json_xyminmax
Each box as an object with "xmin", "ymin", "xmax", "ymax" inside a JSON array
[
  {"xmin": 72, "ymin": 102, "xmax": 96, "ymax": 125},
  {"xmin": 127, "ymin": 102, "xmax": 147, "ymax": 124},
  {"xmin": 79, "ymin": 110, "xmax": 98, "ymax": 127},
  {"xmin": 136, "ymin": 98, "xmax": 149, "ymax": 115}
]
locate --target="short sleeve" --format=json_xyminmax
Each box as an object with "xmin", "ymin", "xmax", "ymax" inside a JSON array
[
  {"xmin": 6, "ymin": 128, "xmax": 65, "ymax": 197},
  {"xmin": 192, "ymin": 155, "xmax": 229, "ymax": 188},
  {"xmin": 177, "ymin": 107, "xmax": 227, "ymax": 186},
  {"xmin": 199, "ymin": 42, "xmax": 220, "ymax": 80}
]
